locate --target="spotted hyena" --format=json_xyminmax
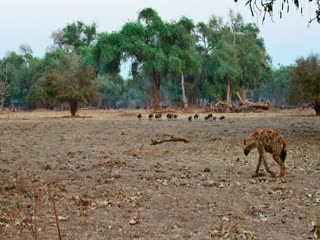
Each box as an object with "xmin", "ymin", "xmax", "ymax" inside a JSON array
[{"xmin": 244, "ymin": 129, "xmax": 287, "ymax": 177}]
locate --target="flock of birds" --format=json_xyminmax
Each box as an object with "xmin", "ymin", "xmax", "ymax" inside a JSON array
[{"xmin": 137, "ymin": 113, "xmax": 225, "ymax": 121}]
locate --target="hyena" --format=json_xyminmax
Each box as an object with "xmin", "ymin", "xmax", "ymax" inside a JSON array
[{"xmin": 244, "ymin": 129, "xmax": 287, "ymax": 177}]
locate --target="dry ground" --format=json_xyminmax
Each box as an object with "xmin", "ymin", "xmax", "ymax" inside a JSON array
[{"xmin": 0, "ymin": 109, "xmax": 319, "ymax": 240}]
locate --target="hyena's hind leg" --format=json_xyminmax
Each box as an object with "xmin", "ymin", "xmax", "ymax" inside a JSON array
[
  {"xmin": 258, "ymin": 147, "xmax": 276, "ymax": 177},
  {"xmin": 273, "ymin": 154, "xmax": 286, "ymax": 177}
]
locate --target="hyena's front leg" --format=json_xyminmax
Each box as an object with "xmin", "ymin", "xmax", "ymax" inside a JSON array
[
  {"xmin": 254, "ymin": 154, "xmax": 263, "ymax": 177},
  {"xmin": 262, "ymin": 154, "xmax": 276, "ymax": 177}
]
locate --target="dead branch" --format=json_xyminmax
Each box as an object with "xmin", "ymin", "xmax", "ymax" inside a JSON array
[
  {"xmin": 48, "ymin": 184, "xmax": 62, "ymax": 240},
  {"xmin": 151, "ymin": 135, "xmax": 190, "ymax": 145},
  {"xmin": 236, "ymin": 91, "xmax": 270, "ymax": 111}
]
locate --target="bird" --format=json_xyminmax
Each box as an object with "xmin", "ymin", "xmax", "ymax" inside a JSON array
[
  {"xmin": 173, "ymin": 114, "xmax": 178, "ymax": 120},
  {"xmin": 212, "ymin": 116, "xmax": 217, "ymax": 120},
  {"xmin": 148, "ymin": 113, "xmax": 154, "ymax": 120},
  {"xmin": 194, "ymin": 114, "xmax": 199, "ymax": 119},
  {"xmin": 207, "ymin": 113, "xmax": 213, "ymax": 119},
  {"xmin": 219, "ymin": 116, "xmax": 225, "ymax": 120},
  {"xmin": 188, "ymin": 116, "xmax": 192, "ymax": 122},
  {"xmin": 205, "ymin": 116, "xmax": 209, "ymax": 121},
  {"xmin": 137, "ymin": 113, "xmax": 142, "ymax": 120},
  {"xmin": 166, "ymin": 113, "xmax": 173, "ymax": 120},
  {"xmin": 155, "ymin": 113, "xmax": 162, "ymax": 120}
]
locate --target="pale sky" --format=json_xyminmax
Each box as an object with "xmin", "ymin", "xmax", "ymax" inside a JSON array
[{"xmin": 1, "ymin": 0, "xmax": 319, "ymax": 68}]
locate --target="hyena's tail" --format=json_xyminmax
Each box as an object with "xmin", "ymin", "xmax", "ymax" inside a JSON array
[{"xmin": 281, "ymin": 143, "xmax": 287, "ymax": 163}]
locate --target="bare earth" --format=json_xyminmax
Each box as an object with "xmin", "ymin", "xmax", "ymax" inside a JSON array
[{"xmin": 0, "ymin": 109, "xmax": 319, "ymax": 240}]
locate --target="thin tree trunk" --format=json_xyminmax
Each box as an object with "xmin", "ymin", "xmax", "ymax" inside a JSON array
[
  {"xmin": 181, "ymin": 73, "xmax": 188, "ymax": 108},
  {"xmin": 315, "ymin": 100, "xmax": 320, "ymax": 116},
  {"xmin": 152, "ymin": 70, "xmax": 161, "ymax": 110},
  {"xmin": 227, "ymin": 77, "xmax": 232, "ymax": 104},
  {"xmin": 241, "ymin": 85, "xmax": 247, "ymax": 101},
  {"xmin": 0, "ymin": 96, "xmax": 4, "ymax": 111}
]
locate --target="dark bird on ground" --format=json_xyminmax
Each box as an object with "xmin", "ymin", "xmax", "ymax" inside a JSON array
[
  {"xmin": 207, "ymin": 113, "xmax": 213, "ymax": 119},
  {"xmin": 194, "ymin": 114, "xmax": 199, "ymax": 119},
  {"xmin": 155, "ymin": 113, "xmax": 162, "ymax": 120},
  {"xmin": 173, "ymin": 114, "xmax": 178, "ymax": 119},
  {"xmin": 137, "ymin": 113, "xmax": 142, "ymax": 120},
  {"xmin": 166, "ymin": 113, "xmax": 173, "ymax": 120},
  {"xmin": 148, "ymin": 113, "xmax": 154, "ymax": 120},
  {"xmin": 219, "ymin": 116, "xmax": 225, "ymax": 120},
  {"xmin": 205, "ymin": 116, "xmax": 209, "ymax": 121},
  {"xmin": 188, "ymin": 116, "xmax": 192, "ymax": 122},
  {"xmin": 212, "ymin": 116, "xmax": 217, "ymax": 120}
]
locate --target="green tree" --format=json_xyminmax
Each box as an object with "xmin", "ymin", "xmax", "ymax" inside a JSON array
[
  {"xmin": 51, "ymin": 21, "xmax": 97, "ymax": 53},
  {"xmin": 0, "ymin": 60, "xmax": 10, "ymax": 109},
  {"xmin": 260, "ymin": 65, "xmax": 292, "ymax": 107},
  {"xmin": 0, "ymin": 47, "xmax": 42, "ymax": 109},
  {"xmin": 97, "ymin": 73, "xmax": 124, "ymax": 108},
  {"xmin": 164, "ymin": 17, "xmax": 202, "ymax": 108},
  {"xmin": 95, "ymin": 8, "xmax": 199, "ymax": 110},
  {"xmin": 288, "ymin": 54, "xmax": 320, "ymax": 115},
  {"xmin": 201, "ymin": 11, "xmax": 271, "ymax": 104},
  {"xmin": 42, "ymin": 52, "xmax": 97, "ymax": 116},
  {"xmin": 236, "ymin": 22, "xmax": 272, "ymax": 100}
]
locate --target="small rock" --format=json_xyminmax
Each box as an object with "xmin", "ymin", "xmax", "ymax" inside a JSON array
[
  {"xmin": 58, "ymin": 216, "xmax": 68, "ymax": 221},
  {"xmin": 204, "ymin": 167, "xmax": 211, "ymax": 173},
  {"xmin": 306, "ymin": 193, "xmax": 313, "ymax": 198},
  {"xmin": 203, "ymin": 180, "xmax": 215, "ymax": 188},
  {"xmin": 258, "ymin": 214, "xmax": 268, "ymax": 222},
  {"xmin": 129, "ymin": 217, "xmax": 139, "ymax": 225}
]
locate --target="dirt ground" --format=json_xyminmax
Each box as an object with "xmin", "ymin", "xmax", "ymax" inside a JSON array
[{"xmin": 0, "ymin": 109, "xmax": 319, "ymax": 240}]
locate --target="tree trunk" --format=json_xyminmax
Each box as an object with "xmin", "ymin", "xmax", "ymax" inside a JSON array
[
  {"xmin": 181, "ymin": 73, "xmax": 188, "ymax": 108},
  {"xmin": 69, "ymin": 101, "xmax": 78, "ymax": 116},
  {"xmin": 0, "ymin": 95, "xmax": 4, "ymax": 111},
  {"xmin": 241, "ymin": 85, "xmax": 247, "ymax": 101},
  {"xmin": 152, "ymin": 70, "xmax": 161, "ymax": 110},
  {"xmin": 315, "ymin": 100, "xmax": 320, "ymax": 116},
  {"xmin": 226, "ymin": 77, "xmax": 232, "ymax": 104}
]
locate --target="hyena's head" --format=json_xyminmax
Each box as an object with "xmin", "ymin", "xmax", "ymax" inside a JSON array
[{"xmin": 243, "ymin": 130, "xmax": 260, "ymax": 156}]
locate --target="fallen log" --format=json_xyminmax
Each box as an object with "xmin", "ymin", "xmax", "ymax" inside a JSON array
[
  {"xmin": 236, "ymin": 91, "xmax": 270, "ymax": 111},
  {"xmin": 151, "ymin": 135, "xmax": 190, "ymax": 145},
  {"xmin": 212, "ymin": 101, "xmax": 235, "ymax": 112}
]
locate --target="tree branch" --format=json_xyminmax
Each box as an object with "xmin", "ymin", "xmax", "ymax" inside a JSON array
[{"xmin": 151, "ymin": 135, "xmax": 190, "ymax": 145}]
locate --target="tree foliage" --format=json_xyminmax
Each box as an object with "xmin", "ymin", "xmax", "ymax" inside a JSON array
[
  {"xmin": 97, "ymin": 73, "xmax": 125, "ymax": 108},
  {"xmin": 288, "ymin": 54, "xmax": 320, "ymax": 115},
  {"xmin": 42, "ymin": 52, "xmax": 97, "ymax": 116},
  {"xmin": 1, "ymin": 10, "xmax": 318, "ymax": 113},
  {"xmin": 52, "ymin": 21, "xmax": 97, "ymax": 53}
]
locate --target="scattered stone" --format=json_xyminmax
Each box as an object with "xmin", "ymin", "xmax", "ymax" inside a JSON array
[
  {"xmin": 204, "ymin": 167, "xmax": 211, "ymax": 173},
  {"xmin": 203, "ymin": 180, "xmax": 215, "ymax": 188},
  {"xmin": 58, "ymin": 216, "xmax": 68, "ymax": 221},
  {"xmin": 129, "ymin": 217, "xmax": 139, "ymax": 225}
]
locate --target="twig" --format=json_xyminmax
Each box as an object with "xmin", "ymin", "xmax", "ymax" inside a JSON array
[
  {"xmin": 151, "ymin": 136, "xmax": 190, "ymax": 145},
  {"xmin": 48, "ymin": 184, "xmax": 62, "ymax": 240}
]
